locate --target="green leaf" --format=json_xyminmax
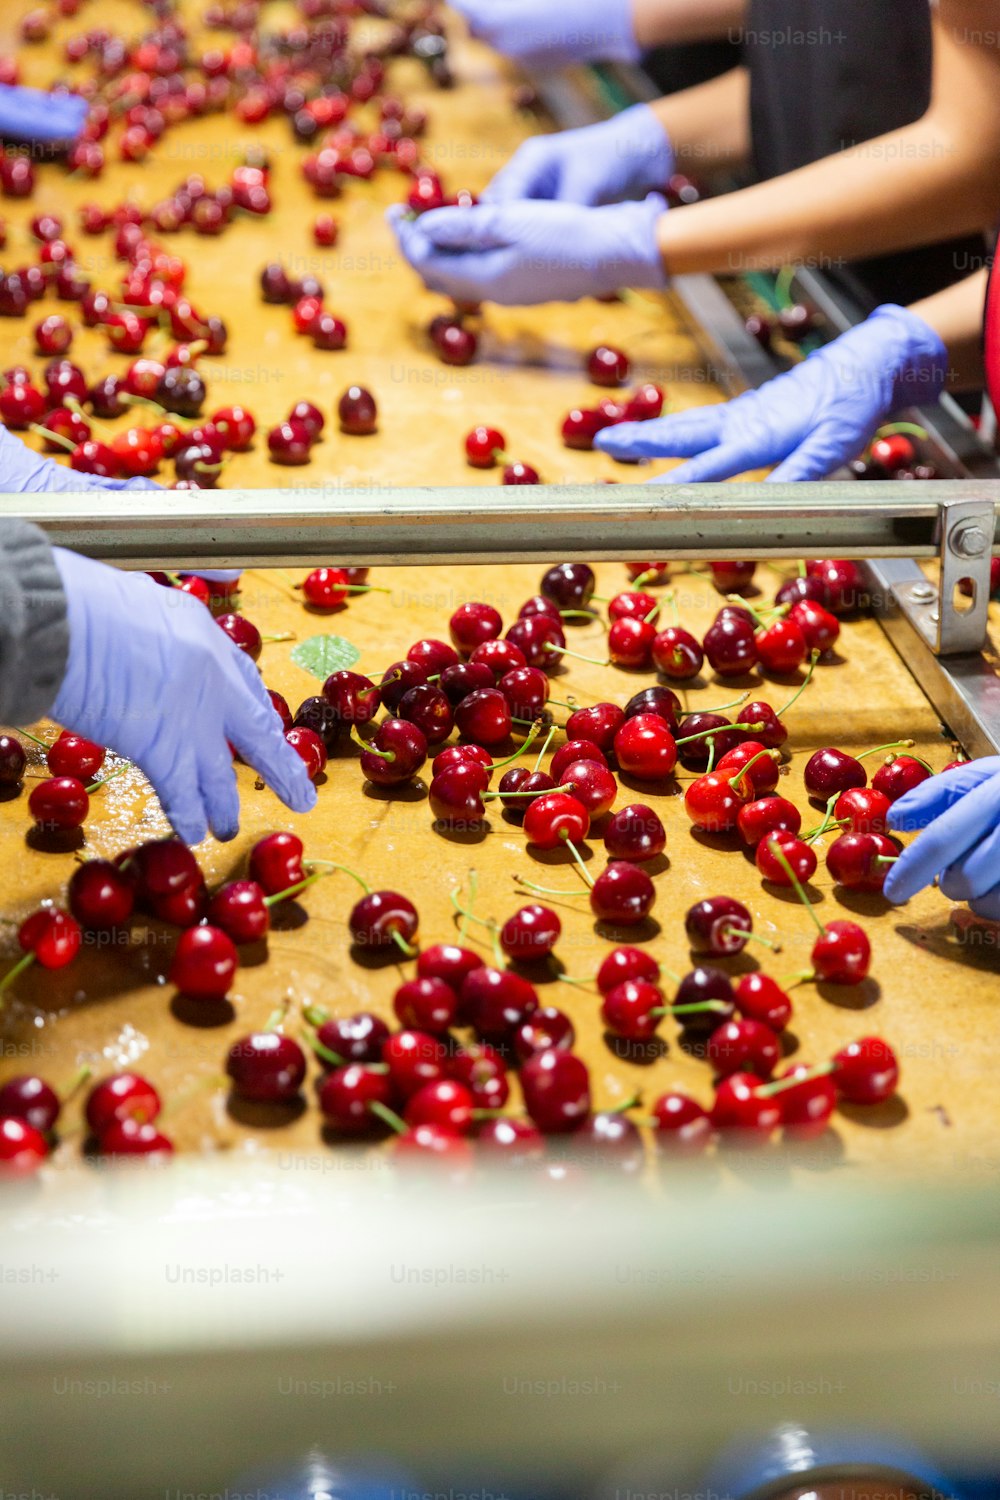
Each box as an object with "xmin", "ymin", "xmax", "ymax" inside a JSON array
[{"xmin": 291, "ymin": 633, "xmax": 360, "ymax": 680}]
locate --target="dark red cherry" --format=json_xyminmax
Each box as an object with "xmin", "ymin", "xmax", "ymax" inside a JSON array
[
  {"xmin": 540, "ymin": 562, "xmax": 595, "ymax": 609},
  {"xmin": 706, "ymin": 1017, "xmax": 781, "ymax": 1080},
  {"xmin": 359, "ymin": 718, "xmax": 428, "ymax": 786},
  {"xmin": 500, "ymin": 904, "xmax": 561, "ymax": 960},
  {"xmin": 804, "ymin": 747, "xmax": 866, "ymax": 799},
  {"xmin": 623, "ymin": 685, "xmax": 681, "ymax": 731},
  {"xmin": 429, "ymin": 761, "xmax": 489, "ymax": 827},
  {"xmin": 449, "ymin": 601, "xmax": 503, "ymax": 653},
  {"xmin": 398, "ymin": 683, "xmax": 454, "ymax": 744},
  {"xmin": 319, "ymin": 1064, "xmax": 393, "ymax": 1134},
  {"xmin": 652, "ymin": 626, "xmax": 704, "ymax": 680},
  {"xmin": 651, "ymin": 1092, "xmax": 712, "ymax": 1154},
  {"xmin": 586, "ymin": 345, "xmax": 629, "ymax": 387},
  {"xmin": 0, "ymin": 1075, "xmax": 60, "ymax": 1134},
  {"xmin": 169, "ymin": 925, "xmax": 238, "ymax": 999},
  {"xmin": 448, "ymin": 1043, "xmax": 510, "ymax": 1109},
  {"xmin": 672, "ymin": 967, "xmax": 736, "ymax": 1034},
  {"xmin": 249, "ymin": 832, "xmax": 304, "ymax": 896},
  {"xmin": 675, "ymin": 713, "xmax": 742, "ymax": 771},
  {"xmin": 0, "ymin": 734, "xmax": 25, "ymax": 787},
  {"xmin": 521, "ymin": 1049, "xmax": 591, "ymax": 1133},
  {"xmin": 68, "ymin": 859, "xmax": 135, "ymax": 930},
  {"xmin": 734, "ymin": 973, "xmax": 792, "ymax": 1032},
  {"xmin": 206, "ymin": 880, "xmax": 270, "ymax": 944},
  {"xmin": 499, "ymin": 666, "xmax": 549, "ymax": 720},
  {"xmin": 393, "ymin": 976, "xmax": 457, "ymax": 1033},
  {"xmin": 573, "ymin": 1111, "xmax": 645, "ymax": 1171},
  {"xmin": 470, "ymin": 638, "xmax": 527, "ymax": 680},
  {"xmin": 461, "ymin": 966, "xmax": 539, "ymax": 1040},
  {"xmin": 349, "ymin": 890, "xmax": 418, "ymax": 951},
  {"xmin": 455, "ymin": 687, "xmax": 512, "ymax": 747},
  {"xmin": 86, "ymin": 1073, "xmax": 161, "ymax": 1135},
  {"xmin": 603, "ymin": 803, "xmax": 666, "ymax": 861},
  {"xmin": 338, "ymin": 384, "xmax": 377, "ymax": 435},
  {"xmin": 566, "ymin": 702, "xmax": 625, "ymax": 753},
  {"xmin": 322, "ymin": 669, "xmax": 381, "ymax": 726},
  {"xmin": 382, "ymin": 1029, "xmax": 448, "ymax": 1100},
  {"xmin": 590, "ymin": 862, "xmax": 655, "ymax": 925},
  {"xmin": 417, "ymin": 943, "xmax": 482, "ymax": 1001},
  {"xmin": 685, "ymin": 896, "xmax": 752, "ymax": 956},
  {"xmin": 475, "ymin": 1116, "xmax": 544, "ymax": 1164},
  {"xmin": 226, "ymin": 1033, "xmax": 306, "ymax": 1102},
  {"xmin": 550, "ymin": 740, "xmax": 607, "ymax": 783},
  {"xmin": 513, "ymin": 1006, "xmax": 575, "ymax": 1060},
  {"xmin": 833, "ymin": 1035, "xmax": 898, "ymax": 1103}
]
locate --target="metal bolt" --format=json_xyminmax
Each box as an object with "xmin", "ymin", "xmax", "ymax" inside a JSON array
[
  {"xmin": 929, "ymin": 610, "xmax": 940, "ymax": 624},
  {"xmin": 949, "ymin": 523, "xmax": 988, "ymax": 559},
  {"xmin": 910, "ymin": 582, "xmax": 936, "ymax": 602}
]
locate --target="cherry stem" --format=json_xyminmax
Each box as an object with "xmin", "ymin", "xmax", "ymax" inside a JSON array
[
  {"xmin": 702, "ymin": 691, "xmax": 751, "ymax": 715},
  {"xmin": 544, "ymin": 643, "xmax": 610, "ymax": 668},
  {"xmin": 368, "ymin": 1100, "xmax": 407, "ymax": 1135},
  {"xmin": 533, "ymin": 725, "xmax": 556, "ymax": 774},
  {"xmin": 676, "ymin": 720, "xmax": 762, "ymax": 746},
  {"xmin": 559, "ymin": 609, "xmax": 598, "ymax": 620},
  {"xmin": 59, "ymin": 1063, "xmax": 92, "ymax": 1102},
  {"xmin": 491, "ymin": 720, "xmax": 543, "ymax": 769},
  {"xmin": 484, "ymin": 782, "xmax": 572, "ymax": 801},
  {"xmin": 29, "ymin": 422, "xmax": 76, "ymax": 454},
  {"xmin": 16, "ymin": 728, "xmax": 50, "ymax": 750},
  {"xmin": 261, "ymin": 632, "xmax": 295, "ymax": 645},
  {"xmin": 774, "ymin": 649, "xmax": 820, "ymax": 717},
  {"xmin": 765, "ymin": 839, "xmax": 824, "ymax": 935},
  {"xmin": 555, "ymin": 973, "xmax": 597, "ymax": 991},
  {"xmin": 345, "ymin": 583, "xmax": 390, "ymax": 595},
  {"xmin": 560, "ymin": 834, "xmax": 594, "ymax": 888},
  {"xmin": 726, "ymin": 593, "xmax": 772, "ymax": 629},
  {"xmin": 303, "ymin": 1004, "xmax": 328, "ymax": 1027},
  {"xmin": 0, "ymin": 951, "xmax": 35, "ymax": 998},
  {"xmin": 263, "ymin": 1003, "xmax": 289, "ymax": 1033},
  {"xmin": 631, "ymin": 570, "xmax": 662, "ymax": 589},
  {"xmin": 456, "ymin": 871, "xmax": 478, "ymax": 942},
  {"xmin": 350, "ymin": 725, "xmax": 394, "ymax": 761},
  {"xmin": 607, "ymin": 1092, "xmax": 642, "ymax": 1114},
  {"xmin": 857, "ymin": 739, "xmax": 915, "ymax": 762},
  {"xmin": 642, "ymin": 603, "xmax": 660, "ymax": 624},
  {"xmin": 757, "ymin": 1061, "xmax": 836, "ymax": 1099},
  {"xmin": 449, "ymin": 886, "xmax": 494, "ymax": 934},
  {"xmin": 391, "ymin": 929, "xmax": 418, "ymax": 959},
  {"xmin": 87, "ymin": 764, "xmax": 130, "ymax": 793},
  {"xmin": 724, "ymin": 925, "xmax": 781, "ymax": 953},
  {"xmin": 804, "ymin": 794, "xmax": 841, "ymax": 845},
  {"xmin": 875, "ymin": 421, "xmax": 928, "ymax": 441},
  {"xmin": 729, "ymin": 748, "xmax": 778, "ymax": 798},
  {"xmin": 263, "ymin": 871, "xmax": 327, "ymax": 907},
  {"xmin": 876, "ymin": 854, "xmax": 899, "ymax": 864},
  {"xmin": 782, "ymin": 969, "xmax": 815, "ymax": 991},
  {"xmin": 308, "ymin": 860, "xmax": 369, "ymax": 894},
  {"xmin": 514, "ymin": 874, "xmax": 588, "ymax": 901},
  {"xmin": 301, "ymin": 1029, "xmax": 348, "ymax": 1069},
  {"xmin": 667, "ymin": 1000, "xmax": 733, "ymax": 1017}
]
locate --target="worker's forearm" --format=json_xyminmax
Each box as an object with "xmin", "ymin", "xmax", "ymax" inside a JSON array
[
  {"xmin": 631, "ymin": 0, "xmax": 746, "ymax": 49},
  {"xmin": 911, "ymin": 268, "xmax": 990, "ymax": 391},
  {"xmin": 650, "ymin": 67, "xmax": 749, "ymax": 175}
]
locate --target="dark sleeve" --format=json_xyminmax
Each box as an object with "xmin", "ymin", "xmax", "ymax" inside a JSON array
[{"xmin": 0, "ymin": 519, "xmax": 69, "ymax": 726}]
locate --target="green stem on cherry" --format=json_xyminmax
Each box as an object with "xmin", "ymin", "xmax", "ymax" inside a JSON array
[
  {"xmin": 764, "ymin": 838, "xmax": 825, "ymax": 936},
  {"xmin": 772, "ymin": 649, "xmax": 820, "ymax": 718},
  {"xmin": 350, "ymin": 724, "xmax": 394, "ymax": 762},
  {"xmin": 0, "ymin": 952, "xmax": 36, "ymax": 998},
  {"xmin": 29, "ymin": 423, "xmax": 76, "ymax": 454},
  {"xmin": 642, "ymin": 603, "xmax": 661, "ymax": 625},
  {"xmin": 702, "ymin": 690, "xmax": 751, "ymax": 716},
  {"xmin": 483, "ymin": 782, "xmax": 572, "ymax": 801},
  {"xmin": 263, "ymin": 1003, "xmax": 289, "ymax": 1033},
  {"xmin": 307, "ymin": 860, "xmax": 369, "ymax": 894},
  {"xmin": 729, "ymin": 748, "xmax": 779, "ymax": 799},
  {"xmin": 654, "ymin": 1000, "xmax": 731, "ymax": 1018},
  {"xmin": 874, "ymin": 421, "xmax": 928, "ymax": 442},
  {"xmin": 15, "ymin": 728, "xmax": 50, "ymax": 750},
  {"xmin": 857, "ymin": 739, "xmax": 915, "ymax": 762},
  {"xmin": 391, "ymin": 930, "xmax": 418, "ymax": 959},
  {"xmin": 560, "ymin": 833, "xmax": 594, "ymax": 888},
  {"xmin": 263, "ymin": 871, "xmax": 327, "ymax": 907},
  {"xmin": 533, "ymin": 725, "xmax": 556, "ymax": 774},
  {"xmin": 59, "ymin": 1063, "xmax": 92, "ymax": 1103},
  {"xmin": 87, "ymin": 764, "xmax": 131, "ymax": 793},
  {"xmin": 491, "ymin": 720, "xmax": 544, "ymax": 769},
  {"xmin": 260, "ymin": 632, "xmax": 295, "ymax": 646},
  {"xmin": 559, "ymin": 609, "xmax": 599, "ymax": 621},
  {"xmin": 757, "ymin": 1060, "xmax": 836, "ymax": 1099},
  {"xmin": 368, "ymin": 1099, "xmax": 407, "ymax": 1135},
  {"xmin": 724, "ymin": 925, "xmax": 781, "ymax": 953},
  {"xmin": 513, "ymin": 874, "xmax": 588, "ymax": 902},
  {"xmin": 301, "ymin": 1028, "xmax": 348, "ymax": 1070},
  {"xmin": 676, "ymin": 720, "xmax": 763, "ymax": 747},
  {"xmin": 555, "ymin": 972, "xmax": 598, "ymax": 991},
  {"xmin": 455, "ymin": 871, "xmax": 478, "ymax": 943},
  {"xmin": 544, "ymin": 642, "xmax": 610, "ymax": 668},
  {"xmin": 606, "ymin": 1092, "xmax": 642, "ymax": 1115},
  {"xmin": 803, "ymin": 795, "xmax": 843, "ymax": 845},
  {"xmin": 630, "ymin": 569, "xmax": 662, "ymax": 589}
]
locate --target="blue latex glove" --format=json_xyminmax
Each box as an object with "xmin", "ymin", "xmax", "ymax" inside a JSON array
[
  {"xmin": 388, "ymin": 195, "xmax": 667, "ymax": 306},
  {"xmin": 0, "ymin": 84, "xmax": 88, "ymax": 144},
  {"xmin": 594, "ymin": 304, "xmax": 949, "ymax": 480},
  {"xmin": 50, "ymin": 549, "xmax": 316, "ymax": 845},
  {"xmin": 448, "ymin": 0, "xmax": 639, "ymax": 70},
  {"xmin": 485, "ymin": 104, "xmax": 674, "ymax": 207},
  {"xmin": 0, "ymin": 429, "xmax": 242, "ymax": 584},
  {"xmin": 885, "ymin": 759, "xmax": 1000, "ymax": 918}
]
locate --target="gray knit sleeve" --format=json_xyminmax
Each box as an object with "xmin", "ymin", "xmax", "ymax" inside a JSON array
[{"xmin": 0, "ymin": 520, "xmax": 69, "ymax": 727}]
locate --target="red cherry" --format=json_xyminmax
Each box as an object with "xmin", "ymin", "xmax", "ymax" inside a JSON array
[
  {"xmin": 86, "ymin": 1073, "xmax": 160, "ymax": 1134},
  {"xmin": 590, "ymin": 861, "xmax": 655, "ymax": 925},
  {"xmin": 871, "ymin": 754, "xmax": 931, "ymax": 803},
  {"xmin": 323, "ymin": 669, "xmax": 381, "ymax": 726},
  {"xmin": 0, "ymin": 1117, "xmax": 47, "ymax": 1174},
  {"xmin": 833, "ymin": 787, "xmax": 892, "ymax": 834},
  {"xmin": 0, "ymin": 1075, "xmax": 59, "ymax": 1133},
  {"xmin": 524, "ymin": 793, "xmax": 590, "ymax": 850},
  {"xmin": 399, "ymin": 683, "xmax": 454, "ymax": 744},
  {"xmin": 756, "ymin": 831, "xmax": 818, "ymax": 886},
  {"xmin": 716, "ymin": 740, "xmax": 780, "ymax": 795},
  {"xmin": 338, "ymin": 384, "xmax": 377, "ymax": 435},
  {"xmin": 382, "ymin": 1029, "xmax": 448, "ymax": 1100},
  {"xmin": 475, "ymin": 1116, "xmax": 544, "ymax": 1163},
  {"xmin": 503, "ymin": 461, "xmax": 540, "ymax": 485},
  {"xmin": 651, "ymin": 1092, "xmax": 712, "ymax": 1154},
  {"xmin": 393, "ymin": 1122, "xmax": 473, "ymax": 1167},
  {"xmin": 755, "ymin": 616, "xmax": 808, "ymax": 674},
  {"xmin": 248, "ymin": 832, "xmax": 304, "ymax": 896},
  {"xmin": 703, "ymin": 613, "xmax": 759, "ymax": 677},
  {"xmin": 707, "ymin": 1017, "xmax": 781, "ymax": 1079},
  {"xmin": 811, "ymin": 920, "xmax": 871, "ymax": 985},
  {"xmin": 211, "ymin": 404, "xmax": 256, "ymax": 451},
  {"xmin": 561, "ymin": 407, "xmax": 607, "ymax": 451},
  {"xmin": 285, "ymin": 725, "xmax": 327, "ymax": 780},
  {"xmin": 169, "ymin": 925, "xmax": 238, "ymax": 999},
  {"xmin": 685, "ymin": 895, "xmax": 752, "ymax": 956},
  {"xmin": 734, "ymin": 973, "xmax": 792, "ymax": 1031},
  {"xmin": 806, "ymin": 559, "xmax": 866, "ymax": 613},
  {"xmin": 404, "ymin": 1080, "xmax": 474, "ymax": 1133},
  {"xmin": 46, "ymin": 732, "xmax": 104, "ymax": 782},
  {"xmin": 206, "ymin": 881, "xmax": 270, "ymax": 944},
  {"xmin": 737, "ymin": 795, "xmax": 801, "ymax": 847},
  {"xmin": 217, "ymin": 613, "xmax": 262, "ymax": 661},
  {"xmin": 710, "ymin": 1071, "xmax": 781, "ymax": 1143},
  {"xmin": 28, "ymin": 776, "xmax": 89, "ymax": 832},
  {"xmin": 449, "ymin": 601, "xmax": 503, "ymax": 654},
  {"xmin": 289, "ymin": 400, "xmax": 325, "ymax": 441},
  {"xmin": 652, "ymin": 625, "xmax": 704, "ymax": 680},
  {"xmin": 559, "ymin": 759, "xmax": 617, "ymax": 817},
  {"xmin": 776, "ymin": 1064, "xmax": 837, "ymax": 1138},
  {"xmin": 512, "ymin": 1007, "xmax": 575, "ymax": 1061},
  {"xmin": 565, "ymin": 702, "xmax": 624, "ymax": 753},
  {"xmin": 267, "ymin": 418, "xmax": 312, "ymax": 466},
  {"xmin": 461, "ymin": 966, "xmax": 539, "ymax": 1040},
  {"xmin": 430, "ymin": 761, "xmax": 489, "ymax": 827},
  {"xmin": 676, "ymin": 712, "xmax": 741, "ymax": 771},
  {"xmin": 789, "ymin": 598, "xmax": 840, "ymax": 654},
  {"xmin": 464, "ymin": 425, "xmax": 506, "ymax": 468},
  {"xmin": 832, "ymin": 1035, "xmax": 899, "ymax": 1103},
  {"xmin": 500, "ymin": 904, "xmax": 561, "ymax": 960},
  {"xmin": 359, "ymin": 718, "xmax": 428, "ymax": 787},
  {"xmin": 804, "ymin": 747, "xmax": 867, "ymax": 799},
  {"xmin": 825, "ymin": 831, "xmax": 900, "ymax": 892},
  {"xmin": 68, "ymin": 860, "xmax": 135, "ymax": 930},
  {"xmin": 601, "ymin": 978, "xmax": 662, "ymax": 1041},
  {"xmin": 586, "ymin": 344, "xmax": 630, "ymax": 387},
  {"xmin": 608, "ymin": 616, "xmax": 656, "ymax": 669},
  {"xmin": 320, "ymin": 1064, "xmax": 393, "ymax": 1134},
  {"xmin": 521, "ymin": 1049, "xmax": 591, "ymax": 1133},
  {"xmin": 613, "ymin": 714, "xmax": 677, "ymax": 780},
  {"xmin": 349, "ymin": 890, "xmax": 418, "ymax": 951},
  {"xmin": 226, "ymin": 1033, "xmax": 306, "ymax": 1102},
  {"xmin": 448, "ymin": 1043, "xmax": 510, "ymax": 1108},
  {"xmin": 470, "ymin": 638, "xmax": 527, "ymax": 680},
  {"xmin": 684, "ymin": 771, "xmax": 748, "ymax": 834},
  {"xmin": 393, "ymin": 976, "xmax": 457, "ymax": 1033},
  {"xmin": 550, "ymin": 740, "xmax": 607, "ymax": 783},
  {"xmin": 596, "ymin": 945, "xmax": 660, "ymax": 994},
  {"xmin": 603, "ymin": 803, "xmax": 666, "ymax": 861},
  {"xmin": 455, "ymin": 687, "xmax": 512, "ymax": 747},
  {"xmin": 99, "ymin": 1118, "xmax": 174, "ymax": 1157}
]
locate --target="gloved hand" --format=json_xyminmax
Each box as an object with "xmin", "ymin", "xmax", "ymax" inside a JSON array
[
  {"xmin": 884, "ymin": 759, "xmax": 1000, "ymax": 919},
  {"xmin": 0, "ymin": 84, "xmax": 89, "ymax": 144},
  {"xmin": 448, "ymin": 0, "xmax": 639, "ymax": 70},
  {"xmin": 0, "ymin": 429, "xmax": 242, "ymax": 584},
  {"xmin": 485, "ymin": 105, "xmax": 674, "ymax": 206},
  {"xmin": 50, "ymin": 549, "xmax": 317, "ymax": 845},
  {"xmin": 594, "ymin": 303, "xmax": 949, "ymax": 481},
  {"xmin": 388, "ymin": 195, "xmax": 667, "ymax": 306}
]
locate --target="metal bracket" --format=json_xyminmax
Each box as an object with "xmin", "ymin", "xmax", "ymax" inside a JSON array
[{"xmin": 891, "ymin": 495, "xmax": 995, "ymax": 656}]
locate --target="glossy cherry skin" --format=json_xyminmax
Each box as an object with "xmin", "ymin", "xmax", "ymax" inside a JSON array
[
  {"xmin": 826, "ymin": 832, "xmax": 900, "ymax": 891},
  {"xmin": 323, "ymin": 669, "xmax": 381, "ymax": 726},
  {"xmin": 834, "ymin": 787, "xmax": 892, "ymax": 834},
  {"xmin": 0, "ymin": 1075, "xmax": 60, "ymax": 1134},
  {"xmin": 513, "ymin": 1007, "xmax": 575, "ymax": 1062},
  {"xmin": 285, "ymin": 726, "xmax": 327, "ymax": 781},
  {"xmin": 216, "ymin": 613, "xmax": 262, "ymax": 660},
  {"xmin": 206, "ymin": 881, "xmax": 270, "ymax": 944},
  {"xmin": 393, "ymin": 1123, "xmax": 474, "ymax": 1167},
  {"xmin": 393, "ymin": 977, "xmax": 457, "ymax": 1034},
  {"xmin": 319, "ymin": 1064, "xmax": 393, "ymax": 1134},
  {"xmin": 684, "ymin": 771, "xmax": 749, "ymax": 834},
  {"xmin": 710, "ymin": 1072, "xmax": 781, "ymax": 1144},
  {"xmin": 565, "ymin": 702, "xmax": 624, "ymax": 753},
  {"xmin": 521, "ymin": 1049, "xmax": 591, "ymax": 1134},
  {"xmin": 716, "ymin": 740, "xmax": 780, "ymax": 796},
  {"xmin": 559, "ymin": 759, "xmax": 617, "ymax": 818},
  {"xmin": 312, "ymin": 1013, "xmax": 389, "ymax": 1068},
  {"xmin": 573, "ymin": 1112, "xmax": 645, "ymax": 1172},
  {"xmin": 28, "ymin": 776, "xmax": 89, "ymax": 832},
  {"xmin": 776, "ymin": 1064, "xmax": 837, "ymax": 1139},
  {"xmin": 461, "ymin": 966, "xmax": 539, "ymax": 1040},
  {"xmin": 833, "ymin": 1035, "xmax": 899, "ymax": 1103},
  {"xmin": 703, "ymin": 615, "xmax": 759, "ymax": 677},
  {"xmin": 433, "ymin": 744, "xmax": 494, "ymax": 780},
  {"xmin": 338, "ymin": 384, "xmax": 377, "ymax": 434},
  {"xmin": 226, "ymin": 1033, "xmax": 306, "ymax": 1102},
  {"xmin": 756, "ymin": 831, "xmax": 818, "ymax": 886},
  {"xmin": 291, "ymin": 698, "xmax": 345, "ymax": 755},
  {"xmin": 398, "ymin": 684, "xmax": 454, "ymax": 744},
  {"xmin": 170, "ymin": 925, "xmax": 238, "ymax": 999},
  {"xmin": 650, "ymin": 1092, "xmax": 713, "ymax": 1154},
  {"xmin": 429, "ymin": 762, "xmax": 489, "ymax": 827},
  {"xmin": 775, "ymin": 573, "xmax": 830, "ymax": 610},
  {"xmin": 596, "ymin": 945, "xmax": 660, "ymax": 994},
  {"xmin": 248, "ymin": 832, "xmax": 304, "ymax": 896},
  {"xmin": 812, "ymin": 920, "xmax": 871, "ymax": 984},
  {"xmin": 609, "ymin": 617, "xmax": 655, "ymax": 669},
  {"xmin": 99, "ymin": 1118, "xmax": 174, "ymax": 1158},
  {"xmin": 382, "ymin": 1030, "xmax": 449, "ymax": 1100},
  {"xmin": 804, "ymin": 747, "xmax": 867, "ymax": 799},
  {"xmin": 734, "ymin": 973, "xmax": 793, "ymax": 1031},
  {"xmin": 498, "ymin": 666, "xmax": 550, "ymax": 721},
  {"xmin": 0, "ymin": 734, "xmax": 25, "ymax": 787},
  {"xmin": 493, "ymin": 763, "xmax": 545, "ymax": 811},
  {"xmin": 789, "ymin": 599, "xmax": 840, "ymax": 654},
  {"xmin": 18, "ymin": 908, "xmax": 81, "ymax": 968},
  {"xmin": 550, "ymin": 740, "xmax": 607, "ymax": 783},
  {"xmin": 806, "ymin": 559, "xmax": 866, "ymax": 613},
  {"xmin": 586, "ymin": 345, "xmax": 629, "ymax": 387},
  {"xmin": 86, "ymin": 1073, "xmax": 161, "ymax": 1135},
  {"xmin": 706, "ymin": 1018, "xmax": 781, "ymax": 1080},
  {"xmin": 755, "ymin": 617, "xmax": 808, "ymax": 674},
  {"xmin": 601, "ymin": 979, "xmax": 662, "ymax": 1041},
  {"xmin": 470, "ymin": 638, "xmax": 526, "ymax": 680},
  {"xmin": 503, "ymin": 462, "xmax": 541, "ymax": 486},
  {"xmin": 609, "ymin": 590, "xmax": 657, "ymax": 622},
  {"xmin": 476, "ymin": 1116, "xmax": 545, "ymax": 1164},
  {"xmin": 541, "ymin": 562, "xmax": 595, "ymax": 609},
  {"xmin": 349, "ymin": 891, "xmax": 418, "ymax": 951},
  {"xmin": 613, "ymin": 714, "xmax": 677, "ymax": 780},
  {"xmin": 0, "ymin": 1117, "xmax": 48, "ymax": 1174},
  {"xmin": 407, "ymin": 638, "xmax": 460, "ymax": 676},
  {"xmin": 590, "ymin": 862, "xmax": 655, "ymax": 925},
  {"xmin": 603, "ymin": 803, "xmax": 666, "ymax": 861},
  {"xmin": 404, "ymin": 1080, "xmax": 475, "ymax": 1134},
  {"xmin": 440, "ymin": 662, "xmax": 496, "ymax": 707},
  {"xmin": 737, "ymin": 795, "xmax": 801, "ymax": 847},
  {"xmin": 652, "ymin": 625, "xmax": 705, "ymax": 681},
  {"xmin": 68, "ymin": 859, "xmax": 135, "ymax": 930},
  {"xmin": 359, "ymin": 719, "xmax": 428, "ymax": 787},
  {"xmin": 505, "ymin": 614, "xmax": 564, "ymax": 668},
  {"xmin": 871, "ymin": 754, "xmax": 931, "ymax": 803},
  {"xmin": 47, "ymin": 731, "xmax": 104, "ymax": 780},
  {"xmin": 450, "ymin": 601, "xmax": 503, "ymax": 651},
  {"xmin": 685, "ymin": 896, "xmax": 752, "ymax": 956},
  {"xmin": 676, "ymin": 713, "xmax": 742, "ymax": 771},
  {"xmin": 524, "ymin": 793, "xmax": 590, "ymax": 849},
  {"xmin": 448, "ymin": 1043, "xmax": 510, "ymax": 1109},
  {"xmin": 672, "ymin": 967, "xmax": 737, "ymax": 1034},
  {"xmin": 500, "ymin": 904, "xmax": 561, "ymax": 960},
  {"xmin": 455, "ymin": 687, "xmax": 512, "ymax": 747},
  {"xmin": 465, "ymin": 426, "xmax": 506, "ymax": 469},
  {"xmin": 710, "ymin": 561, "xmax": 757, "ymax": 593},
  {"xmin": 380, "ymin": 660, "xmax": 427, "ymax": 712}
]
